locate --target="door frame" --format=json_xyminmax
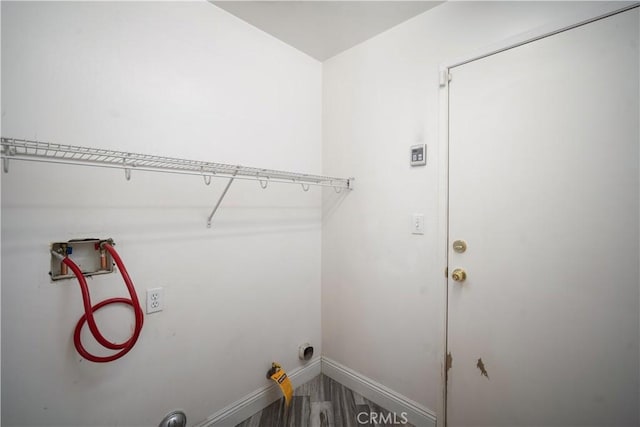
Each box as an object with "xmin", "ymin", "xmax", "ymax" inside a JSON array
[{"xmin": 435, "ymin": 3, "xmax": 639, "ymax": 425}]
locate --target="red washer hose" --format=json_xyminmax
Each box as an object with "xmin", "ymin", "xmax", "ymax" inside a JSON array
[{"xmin": 64, "ymin": 243, "xmax": 144, "ymax": 363}]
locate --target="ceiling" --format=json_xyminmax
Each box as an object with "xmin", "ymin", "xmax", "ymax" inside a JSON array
[{"xmin": 211, "ymin": 1, "xmax": 444, "ymax": 61}]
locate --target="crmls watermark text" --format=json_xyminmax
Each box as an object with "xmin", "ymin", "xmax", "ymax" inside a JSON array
[{"xmin": 355, "ymin": 406, "xmax": 409, "ymax": 425}]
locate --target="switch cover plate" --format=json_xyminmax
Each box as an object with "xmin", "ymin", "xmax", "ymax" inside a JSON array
[{"xmin": 412, "ymin": 214, "xmax": 425, "ymax": 235}]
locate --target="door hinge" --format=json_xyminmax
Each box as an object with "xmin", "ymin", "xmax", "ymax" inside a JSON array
[
  {"xmin": 439, "ymin": 70, "xmax": 452, "ymax": 86},
  {"xmin": 445, "ymin": 267, "xmax": 448, "ymax": 278}
]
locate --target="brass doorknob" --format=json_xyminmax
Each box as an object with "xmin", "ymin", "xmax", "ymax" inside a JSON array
[{"xmin": 451, "ymin": 268, "xmax": 467, "ymax": 282}]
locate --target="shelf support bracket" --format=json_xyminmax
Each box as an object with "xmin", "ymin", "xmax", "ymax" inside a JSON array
[
  {"xmin": 123, "ymin": 154, "xmax": 132, "ymax": 181},
  {"xmin": 2, "ymin": 142, "xmax": 14, "ymax": 173},
  {"xmin": 207, "ymin": 167, "xmax": 239, "ymax": 228}
]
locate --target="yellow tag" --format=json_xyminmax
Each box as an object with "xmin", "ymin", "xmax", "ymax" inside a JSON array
[{"xmin": 270, "ymin": 366, "xmax": 293, "ymax": 406}]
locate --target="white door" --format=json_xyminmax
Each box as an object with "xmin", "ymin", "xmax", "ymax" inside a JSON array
[{"xmin": 447, "ymin": 8, "xmax": 639, "ymax": 426}]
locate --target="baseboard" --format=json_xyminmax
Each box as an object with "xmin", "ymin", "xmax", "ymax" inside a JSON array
[
  {"xmin": 195, "ymin": 357, "xmax": 321, "ymax": 427},
  {"xmin": 321, "ymin": 357, "xmax": 437, "ymax": 427},
  {"xmin": 196, "ymin": 356, "xmax": 435, "ymax": 427}
]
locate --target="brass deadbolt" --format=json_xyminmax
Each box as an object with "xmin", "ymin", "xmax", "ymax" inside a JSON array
[
  {"xmin": 453, "ymin": 240, "xmax": 467, "ymax": 253},
  {"xmin": 451, "ymin": 268, "xmax": 467, "ymax": 282}
]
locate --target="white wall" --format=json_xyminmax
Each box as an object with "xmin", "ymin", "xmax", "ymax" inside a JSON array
[
  {"xmin": 321, "ymin": 0, "xmax": 631, "ymax": 417},
  {"xmin": 1, "ymin": 2, "xmax": 321, "ymax": 426}
]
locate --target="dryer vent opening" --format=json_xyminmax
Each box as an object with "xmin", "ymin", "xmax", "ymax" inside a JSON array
[{"xmin": 299, "ymin": 343, "xmax": 314, "ymax": 361}]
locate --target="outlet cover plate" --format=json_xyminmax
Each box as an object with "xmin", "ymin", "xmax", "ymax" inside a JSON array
[{"xmin": 146, "ymin": 287, "xmax": 164, "ymax": 314}]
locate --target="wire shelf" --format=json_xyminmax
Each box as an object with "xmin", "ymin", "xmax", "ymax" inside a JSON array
[
  {"xmin": 1, "ymin": 137, "xmax": 354, "ymax": 228},
  {"xmin": 0, "ymin": 137, "xmax": 353, "ymax": 189}
]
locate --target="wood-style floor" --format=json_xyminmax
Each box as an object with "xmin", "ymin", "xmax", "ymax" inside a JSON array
[{"xmin": 235, "ymin": 374, "xmax": 415, "ymax": 427}]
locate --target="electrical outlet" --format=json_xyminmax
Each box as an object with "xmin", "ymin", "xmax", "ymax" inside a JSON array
[{"xmin": 146, "ymin": 287, "xmax": 164, "ymax": 314}]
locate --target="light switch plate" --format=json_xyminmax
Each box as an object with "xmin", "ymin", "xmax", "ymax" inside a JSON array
[{"xmin": 412, "ymin": 214, "xmax": 425, "ymax": 235}]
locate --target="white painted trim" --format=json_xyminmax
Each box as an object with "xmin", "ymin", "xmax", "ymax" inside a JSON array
[
  {"xmin": 195, "ymin": 358, "xmax": 321, "ymax": 427},
  {"xmin": 436, "ymin": 53, "xmax": 451, "ymax": 427},
  {"xmin": 321, "ymin": 357, "xmax": 437, "ymax": 427},
  {"xmin": 437, "ymin": 3, "xmax": 639, "ymax": 426},
  {"xmin": 439, "ymin": 1, "xmax": 639, "ymax": 76},
  {"xmin": 195, "ymin": 357, "xmax": 436, "ymax": 427}
]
